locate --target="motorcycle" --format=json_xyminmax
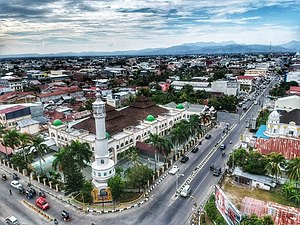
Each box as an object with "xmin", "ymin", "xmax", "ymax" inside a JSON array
[{"xmin": 2, "ymin": 174, "xmax": 7, "ymax": 181}]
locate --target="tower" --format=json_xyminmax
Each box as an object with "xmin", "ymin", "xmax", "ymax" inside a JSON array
[{"xmin": 91, "ymin": 83, "xmax": 115, "ymax": 190}]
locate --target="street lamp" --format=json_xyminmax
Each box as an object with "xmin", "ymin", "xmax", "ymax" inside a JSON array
[{"xmin": 175, "ymin": 173, "xmax": 184, "ymax": 193}]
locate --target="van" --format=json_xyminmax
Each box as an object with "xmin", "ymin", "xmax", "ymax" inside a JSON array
[{"xmin": 180, "ymin": 185, "xmax": 191, "ymax": 197}]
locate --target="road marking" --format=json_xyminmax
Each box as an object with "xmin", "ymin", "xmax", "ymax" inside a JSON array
[
  {"xmin": 191, "ymin": 173, "xmax": 210, "ymax": 196},
  {"xmin": 161, "ymin": 188, "xmax": 168, "ymax": 195}
]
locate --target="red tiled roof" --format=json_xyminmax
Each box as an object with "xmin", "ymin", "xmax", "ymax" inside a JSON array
[
  {"xmin": 237, "ymin": 76, "xmax": 256, "ymax": 80},
  {"xmin": 0, "ymin": 105, "xmax": 28, "ymax": 114},
  {"xmin": 255, "ymin": 136, "xmax": 300, "ymax": 159},
  {"xmin": 0, "ymin": 143, "xmax": 13, "ymax": 155},
  {"xmin": 290, "ymin": 86, "xmax": 300, "ymax": 92}
]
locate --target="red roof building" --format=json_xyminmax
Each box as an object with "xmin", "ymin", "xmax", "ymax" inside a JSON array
[
  {"xmin": 255, "ymin": 136, "xmax": 300, "ymax": 159},
  {"xmin": 287, "ymin": 86, "xmax": 300, "ymax": 95}
]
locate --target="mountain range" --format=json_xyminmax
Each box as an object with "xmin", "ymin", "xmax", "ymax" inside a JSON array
[{"xmin": 1, "ymin": 40, "xmax": 300, "ymax": 58}]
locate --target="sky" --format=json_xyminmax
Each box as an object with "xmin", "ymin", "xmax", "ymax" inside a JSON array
[{"xmin": 0, "ymin": 0, "xmax": 299, "ymax": 55}]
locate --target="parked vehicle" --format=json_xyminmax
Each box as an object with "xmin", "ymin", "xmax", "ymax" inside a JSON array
[
  {"xmin": 213, "ymin": 167, "xmax": 222, "ymax": 176},
  {"xmin": 11, "ymin": 180, "xmax": 22, "ymax": 189},
  {"xmin": 180, "ymin": 185, "xmax": 191, "ymax": 197},
  {"xmin": 61, "ymin": 210, "xmax": 70, "ymax": 221},
  {"xmin": 36, "ymin": 197, "xmax": 49, "ymax": 210},
  {"xmin": 169, "ymin": 165, "xmax": 179, "ymax": 175},
  {"xmin": 19, "ymin": 187, "xmax": 26, "ymax": 195},
  {"xmin": 191, "ymin": 146, "xmax": 198, "ymax": 153},
  {"xmin": 12, "ymin": 173, "xmax": 19, "ymax": 180},
  {"xmin": 29, "ymin": 187, "xmax": 36, "ymax": 196},
  {"xmin": 221, "ymin": 151, "xmax": 226, "ymax": 157},
  {"xmin": 5, "ymin": 216, "xmax": 19, "ymax": 225},
  {"xmin": 205, "ymin": 134, "xmax": 211, "ymax": 139},
  {"xmin": 210, "ymin": 163, "xmax": 215, "ymax": 171},
  {"xmin": 180, "ymin": 155, "xmax": 189, "ymax": 163},
  {"xmin": 2, "ymin": 173, "xmax": 7, "ymax": 180},
  {"xmin": 38, "ymin": 190, "xmax": 46, "ymax": 198}
]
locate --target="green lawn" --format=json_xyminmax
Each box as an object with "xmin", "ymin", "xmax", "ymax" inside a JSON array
[{"xmin": 223, "ymin": 181, "xmax": 299, "ymax": 208}]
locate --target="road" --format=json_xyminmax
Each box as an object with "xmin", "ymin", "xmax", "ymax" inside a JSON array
[{"xmin": 0, "ymin": 77, "xmax": 276, "ymax": 225}]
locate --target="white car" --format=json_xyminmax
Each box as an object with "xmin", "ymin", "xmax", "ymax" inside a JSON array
[
  {"xmin": 169, "ymin": 165, "xmax": 179, "ymax": 175},
  {"xmin": 6, "ymin": 216, "xmax": 19, "ymax": 225},
  {"xmin": 11, "ymin": 180, "xmax": 22, "ymax": 189}
]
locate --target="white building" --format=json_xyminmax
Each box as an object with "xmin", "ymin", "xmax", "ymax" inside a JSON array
[
  {"xmin": 210, "ymin": 80, "xmax": 238, "ymax": 96},
  {"xmin": 0, "ymin": 76, "xmax": 23, "ymax": 91},
  {"xmin": 264, "ymin": 110, "xmax": 300, "ymax": 138},
  {"xmin": 286, "ymin": 71, "xmax": 300, "ymax": 85},
  {"xmin": 275, "ymin": 95, "xmax": 300, "ymax": 112},
  {"xmin": 171, "ymin": 81, "xmax": 210, "ymax": 91}
]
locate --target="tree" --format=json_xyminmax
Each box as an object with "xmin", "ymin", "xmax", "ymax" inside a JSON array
[
  {"xmin": 32, "ymin": 136, "xmax": 49, "ymax": 175},
  {"xmin": 108, "ymin": 175, "xmax": 125, "ymax": 201},
  {"xmin": 240, "ymin": 214, "xmax": 274, "ymax": 225},
  {"xmin": 52, "ymin": 147, "xmax": 70, "ymax": 181},
  {"xmin": 243, "ymin": 152, "xmax": 269, "ymax": 175},
  {"xmin": 228, "ymin": 148, "xmax": 249, "ymax": 168},
  {"xmin": 266, "ymin": 152, "xmax": 285, "ymax": 183},
  {"xmin": 286, "ymin": 157, "xmax": 300, "ymax": 181},
  {"xmin": 125, "ymin": 146, "xmax": 141, "ymax": 166},
  {"xmin": 69, "ymin": 140, "xmax": 92, "ymax": 170},
  {"xmin": 18, "ymin": 133, "xmax": 31, "ymax": 169},
  {"xmin": 64, "ymin": 156, "xmax": 84, "ymax": 194},
  {"xmin": 80, "ymin": 180, "xmax": 94, "ymax": 204},
  {"xmin": 126, "ymin": 164, "xmax": 153, "ymax": 192},
  {"xmin": 2, "ymin": 129, "xmax": 20, "ymax": 155},
  {"xmin": 10, "ymin": 152, "xmax": 33, "ymax": 170}
]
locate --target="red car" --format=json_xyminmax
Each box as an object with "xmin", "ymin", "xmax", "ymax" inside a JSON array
[{"xmin": 36, "ymin": 197, "xmax": 49, "ymax": 210}]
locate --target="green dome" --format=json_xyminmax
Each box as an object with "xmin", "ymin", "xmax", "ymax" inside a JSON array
[
  {"xmin": 52, "ymin": 119, "xmax": 63, "ymax": 126},
  {"xmin": 106, "ymin": 132, "xmax": 110, "ymax": 139},
  {"xmin": 146, "ymin": 115, "xmax": 155, "ymax": 122},
  {"xmin": 176, "ymin": 104, "xmax": 184, "ymax": 109}
]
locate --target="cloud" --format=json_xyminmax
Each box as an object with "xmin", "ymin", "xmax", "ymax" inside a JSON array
[{"xmin": 0, "ymin": 0, "xmax": 299, "ymax": 54}]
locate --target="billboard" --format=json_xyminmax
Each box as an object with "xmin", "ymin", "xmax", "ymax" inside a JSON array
[{"xmin": 215, "ymin": 185, "xmax": 242, "ymax": 225}]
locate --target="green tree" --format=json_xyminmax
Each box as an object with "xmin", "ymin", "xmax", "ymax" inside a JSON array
[
  {"xmin": 32, "ymin": 136, "xmax": 49, "ymax": 175},
  {"xmin": 2, "ymin": 129, "xmax": 20, "ymax": 154},
  {"xmin": 126, "ymin": 164, "xmax": 153, "ymax": 192},
  {"xmin": 243, "ymin": 152, "xmax": 269, "ymax": 175},
  {"xmin": 240, "ymin": 214, "xmax": 274, "ymax": 225},
  {"xmin": 64, "ymin": 156, "xmax": 84, "ymax": 194},
  {"xmin": 80, "ymin": 180, "xmax": 93, "ymax": 204},
  {"xmin": 125, "ymin": 146, "xmax": 141, "ymax": 166},
  {"xmin": 69, "ymin": 140, "xmax": 92, "ymax": 170},
  {"xmin": 266, "ymin": 152, "xmax": 285, "ymax": 183},
  {"xmin": 52, "ymin": 147, "xmax": 70, "ymax": 182},
  {"xmin": 228, "ymin": 148, "xmax": 249, "ymax": 168},
  {"xmin": 108, "ymin": 175, "xmax": 125, "ymax": 201},
  {"xmin": 204, "ymin": 195, "xmax": 226, "ymax": 225},
  {"xmin": 286, "ymin": 157, "xmax": 300, "ymax": 181},
  {"xmin": 18, "ymin": 133, "xmax": 32, "ymax": 168},
  {"xmin": 10, "ymin": 152, "xmax": 33, "ymax": 170}
]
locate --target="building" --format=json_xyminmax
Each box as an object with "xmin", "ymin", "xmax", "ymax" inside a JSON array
[
  {"xmin": 0, "ymin": 76, "xmax": 24, "ymax": 91},
  {"xmin": 287, "ymin": 86, "xmax": 300, "ymax": 95},
  {"xmin": 274, "ymin": 95, "xmax": 300, "ymax": 112},
  {"xmin": 237, "ymin": 76, "xmax": 255, "ymax": 93},
  {"xmin": 286, "ymin": 71, "xmax": 300, "ymax": 84},
  {"xmin": 48, "ymin": 96, "xmax": 214, "ymax": 163},
  {"xmin": 0, "ymin": 105, "xmax": 31, "ymax": 128},
  {"xmin": 171, "ymin": 81, "xmax": 210, "ymax": 91},
  {"xmin": 264, "ymin": 110, "xmax": 300, "ymax": 138},
  {"xmin": 210, "ymin": 80, "xmax": 238, "ymax": 96},
  {"xmin": 255, "ymin": 136, "xmax": 300, "ymax": 159}
]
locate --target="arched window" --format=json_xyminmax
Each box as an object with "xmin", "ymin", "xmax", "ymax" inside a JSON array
[
  {"xmin": 121, "ymin": 143, "xmax": 124, "ymax": 147},
  {"xmin": 104, "ymin": 172, "xmax": 107, "ymax": 176},
  {"xmin": 125, "ymin": 141, "xmax": 128, "ymax": 145},
  {"xmin": 116, "ymin": 145, "xmax": 119, "ymax": 149},
  {"xmin": 101, "ymin": 159, "xmax": 104, "ymax": 164},
  {"xmin": 130, "ymin": 139, "xmax": 133, "ymax": 143}
]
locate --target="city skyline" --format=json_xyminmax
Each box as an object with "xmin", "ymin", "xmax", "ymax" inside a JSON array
[{"xmin": 0, "ymin": 0, "xmax": 299, "ymax": 55}]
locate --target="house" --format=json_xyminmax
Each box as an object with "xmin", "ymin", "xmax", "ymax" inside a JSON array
[
  {"xmin": 233, "ymin": 167, "xmax": 276, "ymax": 191},
  {"xmin": 16, "ymin": 118, "xmax": 40, "ymax": 134},
  {"xmin": 255, "ymin": 136, "xmax": 300, "ymax": 159},
  {"xmin": 285, "ymin": 71, "xmax": 300, "ymax": 85},
  {"xmin": 0, "ymin": 75, "xmax": 24, "ymax": 91}
]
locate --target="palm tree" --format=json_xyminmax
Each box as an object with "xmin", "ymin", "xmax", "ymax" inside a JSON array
[
  {"xmin": 18, "ymin": 133, "xmax": 31, "ymax": 168},
  {"xmin": 266, "ymin": 152, "xmax": 285, "ymax": 183},
  {"xmin": 126, "ymin": 146, "xmax": 140, "ymax": 166},
  {"xmin": 32, "ymin": 136, "xmax": 49, "ymax": 175},
  {"xmin": 52, "ymin": 147, "xmax": 70, "ymax": 174},
  {"xmin": 170, "ymin": 126, "xmax": 186, "ymax": 155},
  {"xmin": 286, "ymin": 157, "xmax": 300, "ymax": 181},
  {"xmin": 2, "ymin": 129, "xmax": 20, "ymax": 154},
  {"xmin": 68, "ymin": 140, "xmax": 93, "ymax": 170},
  {"xmin": 188, "ymin": 114, "xmax": 202, "ymax": 136}
]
